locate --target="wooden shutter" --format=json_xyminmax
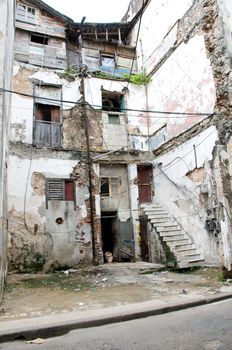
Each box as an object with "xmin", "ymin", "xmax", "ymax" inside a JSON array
[
  {"xmin": 48, "ymin": 180, "xmax": 64, "ymax": 200},
  {"xmin": 65, "ymin": 181, "xmax": 74, "ymax": 201},
  {"xmin": 51, "ymin": 107, "xmax": 60, "ymax": 123}
]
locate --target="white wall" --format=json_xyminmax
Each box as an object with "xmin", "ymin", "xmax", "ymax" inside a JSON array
[
  {"xmin": 10, "ymin": 67, "xmax": 81, "ymax": 144},
  {"xmin": 153, "ymin": 126, "xmax": 219, "ymax": 264},
  {"xmin": 147, "ymin": 35, "xmax": 216, "ymax": 144}
]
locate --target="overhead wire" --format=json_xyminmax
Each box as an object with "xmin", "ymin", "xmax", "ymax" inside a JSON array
[{"xmin": 1, "ymin": 87, "xmax": 217, "ymax": 117}]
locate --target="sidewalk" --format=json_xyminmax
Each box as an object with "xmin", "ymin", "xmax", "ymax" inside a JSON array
[{"xmin": 1, "ymin": 262, "xmax": 232, "ymax": 342}]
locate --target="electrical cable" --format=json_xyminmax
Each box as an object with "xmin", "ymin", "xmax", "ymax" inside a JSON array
[{"xmin": 1, "ymin": 87, "xmax": 218, "ymax": 117}]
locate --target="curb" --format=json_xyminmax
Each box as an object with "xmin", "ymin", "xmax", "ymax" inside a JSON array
[{"xmin": 1, "ymin": 292, "xmax": 232, "ymax": 343}]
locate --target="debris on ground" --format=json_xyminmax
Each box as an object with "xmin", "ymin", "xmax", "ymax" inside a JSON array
[
  {"xmin": 26, "ymin": 338, "xmax": 46, "ymax": 344},
  {"xmin": 0, "ymin": 263, "xmax": 229, "ymax": 322}
]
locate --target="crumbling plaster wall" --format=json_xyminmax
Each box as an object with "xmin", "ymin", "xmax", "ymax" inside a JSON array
[
  {"xmin": 0, "ymin": 0, "xmax": 14, "ymax": 301},
  {"xmin": 153, "ymin": 126, "xmax": 219, "ymax": 264},
  {"xmin": 147, "ymin": 34, "xmax": 216, "ymax": 144},
  {"xmin": 85, "ymin": 77, "xmax": 150, "ymax": 149},
  {"xmin": 214, "ymin": 136, "xmax": 232, "ymax": 270},
  {"xmin": 10, "ymin": 65, "xmax": 81, "ymax": 144},
  {"xmin": 217, "ymin": 0, "xmax": 232, "ymax": 55},
  {"xmin": 128, "ymin": 164, "xmax": 140, "ymax": 260},
  {"xmin": 129, "ymin": 0, "xmax": 217, "ymax": 148},
  {"xmin": 7, "ymin": 148, "xmax": 96, "ymax": 271},
  {"xmin": 63, "ymin": 104, "xmax": 103, "ymax": 151}
]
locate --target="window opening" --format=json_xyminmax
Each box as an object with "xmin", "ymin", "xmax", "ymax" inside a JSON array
[
  {"xmin": 100, "ymin": 177, "xmax": 120, "ymax": 196},
  {"xmin": 16, "ymin": 3, "xmax": 36, "ymax": 23},
  {"xmin": 101, "ymin": 53, "xmax": 115, "ymax": 68},
  {"xmin": 102, "ymin": 90, "xmax": 124, "ymax": 112},
  {"xmin": 101, "ymin": 178, "xmax": 109, "ymax": 196},
  {"xmin": 31, "ymin": 34, "xmax": 48, "ymax": 45},
  {"xmin": 108, "ymin": 114, "xmax": 120, "ymax": 125},
  {"xmin": 41, "ymin": 9, "xmax": 54, "ymax": 18},
  {"xmin": 35, "ymin": 104, "xmax": 60, "ymax": 123}
]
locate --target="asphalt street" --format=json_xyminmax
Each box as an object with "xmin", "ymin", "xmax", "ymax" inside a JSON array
[{"xmin": 1, "ymin": 299, "xmax": 232, "ymax": 350}]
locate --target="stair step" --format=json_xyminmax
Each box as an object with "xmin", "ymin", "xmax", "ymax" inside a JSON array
[
  {"xmin": 147, "ymin": 213, "xmax": 169, "ymax": 218},
  {"xmin": 151, "ymin": 218, "xmax": 171, "ymax": 223},
  {"xmin": 141, "ymin": 204, "xmax": 162, "ymax": 209},
  {"xmin": 174, "ymin": 247, "xmax": 197, "ymax": 253},
  {"xmin": 174, "ymin": 250, "xmax": 199, "ymax": 258},
  {"xmin": 163, "ymin": 234, "xmax": 186, "ymax": 241},
  {"xmin": 156, "ymin": 226, "xmax": 181, "ymax": 232},
  {"xmin": 178, "ymin": 259, "xmax": 205, "ymax": 269},
  {"xmin": 144, "ymin": 209, "xmax": 167, "ymax": 214},
  {"xmin": 167, "ymin": 239, "xmax": 191, "ymax": 247},
  {"xmin": 141, "ymin": 202, "xmax": 205, "ymax": 269},
  {"xmin": 153, "ymin": 222, "xmax": 177, "ymax": 227},
  {"xmin": 177, "ymin": 254, "xmax": 201, "ymax": 261},
  {"xmin": 159, "ymin": 230, "xmax": 182, "ymax": 237},
  {"xmin": 174, "ymin": 243, "xmax": 196, "ymax": 250}
]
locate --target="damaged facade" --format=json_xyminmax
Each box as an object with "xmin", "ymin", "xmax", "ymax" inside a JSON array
[
  {"xmin": 0, "ymin": 0, "xmax": 15, "ymax": 301},
  {"xmin": 5, "ymin": 0, "xmax": 232, "ymax": 274}
]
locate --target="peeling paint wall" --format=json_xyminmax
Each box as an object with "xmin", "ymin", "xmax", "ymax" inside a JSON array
[
  {"xmin": 0, "ymin": 0, "xmax": 14, "ymax": 301},
  {"xmin": 129, "ymin": 0, "xmax": 217, "ymax": 148},
  {"xmin": 7, "ymin": 146, "xmax": 102, "ymax": 271},
  {"xmin": 153, "ymin": 126, "xmax": 219, "ymax": 264}
]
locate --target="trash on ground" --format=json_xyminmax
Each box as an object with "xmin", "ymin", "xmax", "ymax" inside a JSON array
[{"xmin": 26, "ymin": 338, "xmax": 46, "ymax": 344}]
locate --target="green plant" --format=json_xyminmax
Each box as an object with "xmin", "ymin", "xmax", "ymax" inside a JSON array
[
  {"xmin": 58, "ymin": 68, "xmax": 77, "ymax": 82},
  {"xmin": 124, "ymin": 70, "xmax": 152, "ymax": 85},
  {"xmin": 94, "ymin": 71, "xmax": 125, "ymax": 81}
]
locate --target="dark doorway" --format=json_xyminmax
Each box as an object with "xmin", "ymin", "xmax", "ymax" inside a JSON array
[
  {"xmin": 101, "ymin": 211, "xmax": 117, "ymax": 262},
  {"xmin": 139, "ymin": 216, "xmax": 149, "ymax": 262},
  {"xmin": 137, "ymin": 165, "xmax": 153, "ymax": 203}
]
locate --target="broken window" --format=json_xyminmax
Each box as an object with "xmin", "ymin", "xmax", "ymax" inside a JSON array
[
  {"xmin": 102, "ymin": 90, "xmax": 125, "ymax": 112},
  {"xmin": 47, "ymin": 179, "xmax": 75, "ymax": 201},
  {"xmin": 16, "ymin": 3, "xmax": 36, "ymax": 24},
  {"xmin": 101, "ymin": 53, "xmax": 115, "ymax": 68},
  {"xmin": 31, "ymin": 34, "xmax": 48, "ymax": 45},
  {"xmin": 100, "ymin": 177, "xmax": 120, "ymax": 197},
  {"xmin": 101, "ymin": 178, "xmax": 109, "ymax": 196}
]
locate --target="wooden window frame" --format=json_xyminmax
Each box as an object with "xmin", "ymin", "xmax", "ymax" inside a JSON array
[
  {"xmin": 46, "ymin": 179, "xmax": 76, "ymax": 209},
  {"xmin": 16, "ymin": 3, "xmax": 36, "ymax": 24},
  {"xmin": 100, "ymin": 177, "xmax": 121, "ymax": 197},
  {"xmin": 100, "ymin": 53, "xmax": 116, "ymax": 68}
]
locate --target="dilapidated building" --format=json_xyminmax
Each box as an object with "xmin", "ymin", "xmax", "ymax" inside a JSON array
[{"xmin": 6, "ymin": 0, "xmax": 232, "ymax": 274}]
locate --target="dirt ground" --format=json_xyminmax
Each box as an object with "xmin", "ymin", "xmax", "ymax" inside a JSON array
[{"xmin": 0, "ymin": 262, "xmax": 229, "ymax": 322}]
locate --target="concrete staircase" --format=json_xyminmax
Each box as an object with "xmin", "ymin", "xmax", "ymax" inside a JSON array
[{"xmin": 141, "ymin": 203, "xmax": 205, "ymax": 269}]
